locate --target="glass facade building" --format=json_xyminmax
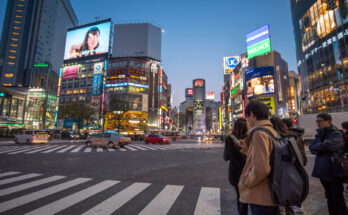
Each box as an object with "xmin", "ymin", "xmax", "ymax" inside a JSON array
[{"xmin": 290, "ymin": 0, "xmax": 348, "ymax": 113}]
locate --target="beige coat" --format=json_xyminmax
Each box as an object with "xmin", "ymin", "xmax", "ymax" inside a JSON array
[{"xmin": 238, "ymin": 120, "xmax": 278, "ymax": 206}]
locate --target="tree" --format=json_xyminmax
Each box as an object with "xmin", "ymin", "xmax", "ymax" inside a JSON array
[
  {"xmin": 108, "ymin": 98, "xmax": 129, "ymax": 132},
  {"xmin": 58, "ymin": 102, "xmax": 94, "ymax": 134}
]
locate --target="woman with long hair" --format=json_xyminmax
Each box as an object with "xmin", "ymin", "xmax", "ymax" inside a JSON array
[
  {"xmin": 69, "ymin": 27, "xmax": 102, "ymax": 58},
  {"xmin": 223, "ymin": 118, "xmax": 248, "ymax": 215}
]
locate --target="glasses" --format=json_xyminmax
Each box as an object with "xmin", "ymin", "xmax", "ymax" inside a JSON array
[{"xmin": 316, "ymin": 119, "xmax": 325, "ymax": 123}]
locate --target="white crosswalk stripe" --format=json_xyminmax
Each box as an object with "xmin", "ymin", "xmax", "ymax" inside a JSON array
[
  {"xmin": 56, "ymin": 145, "xmax": 77, "ymax": 153},
  {"xmin": 107, "ymin": 147, "xmax": 115, "ymax": 152},
  {"xmin": 71, "ymin": 145, "xmax": 85, "ymax": 152},
  {"xmin": 26, "ymin": 180, "xmax": 119, "ymax": 215},
  {"xmin": 129, "ymin": 145, "xmax": 148, "ymax": 150},
  {"xmin": 82, "ymin": 182, "xmax": 151, "ymax": 215},
  {"xmin": 0, "ymin": 175, "xmax": 65, "ymax": 197},
  {"xmin": 2, "ymin": 146, "xmax": 38, "ymax": 154},
  {"xmin": 138, "ymin": 145, "xmax": 159, "ymax": 150},
  {"xmin": 25, "ymin": 145, "xmax": 59, "ymax": 154},
  {"xmin": 139, "ymin": 185, "xmax": 184, "ymax": 215},
  {"xmin": 84, "ymin": 147, "xmax": 92, "ymax": 152},
  {"xmin": 0, "ymin": 173, "xmax": 41, "ymax": 186},
  {"xmin": 194, "ymin": 187, "xmax": 221, "ymax": 215},
  {"xmin": 0, "ymin": 171, "xmax": 225, "ymax": 214},
  {"xmin": 97, "ymin": 147, "xmax": 103, "ymax": 152},
  {"xmin": 0, "ymin": 171, "xmax": 21, "ymax": 178},
  {"xmin": 0, "ymin": 177, "xmax": 91, "ymax": 213},
  {"xmin": 41, "ymin": 145, "xmax": 68, "ymax": 153},
  {"xmin": 124, "ymin": 145, "xmax": 137, "ymax": 151}
]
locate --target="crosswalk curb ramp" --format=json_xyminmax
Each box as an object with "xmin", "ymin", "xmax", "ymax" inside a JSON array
[
  {"xmin": 0, "ymin": 143, "xmax": 223, "ymax": 155},
  {"xmin": 0, "ymin": 170, "xmax": 223, "ymax": 214}
]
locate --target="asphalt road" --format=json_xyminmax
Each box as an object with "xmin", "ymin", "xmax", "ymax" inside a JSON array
[{"xmin": 0, "ymin": 139, "xmax": 337, "ymax": 215}]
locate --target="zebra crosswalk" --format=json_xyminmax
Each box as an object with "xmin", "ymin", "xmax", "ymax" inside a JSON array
[
  {"xmin": 0, "ymin": 170, "xmax": 232, "ymax": 215},
  {"xmin": 0, "ymin": 143, "xmax": 223, "ymax": 155}
]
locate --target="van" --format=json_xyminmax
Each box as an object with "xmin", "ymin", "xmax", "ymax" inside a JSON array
[{"xmin": 14, "ymin": 130, "xmax": 49, "ymax": 144}]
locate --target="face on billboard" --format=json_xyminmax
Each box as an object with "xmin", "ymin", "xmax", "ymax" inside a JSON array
[
  {"xmin": 246, "ymin": 67, "xmax": 275, "ymax": 97},
  {"xmin": 299, "ymin": 0, "xmax": 344, "ymax": 52},
  {"xmin": 246, "ymin": 25, "xmax": 271, "ymax": 59},
  {"xmin": 64, "ymin": 21, "xmax": 110, "ymax": 60},
  {"xmin": 62, "ymin": 65, "xmax": 79, "ymax": 80},
  {"xmin": 194, "ymin": 80, "xmax": 205, "ymax": 87}
]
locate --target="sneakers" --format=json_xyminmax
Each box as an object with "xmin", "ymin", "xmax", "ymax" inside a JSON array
[{"xmin": 292, "ymin": 205, "xmax": 304, "ymax": 214}]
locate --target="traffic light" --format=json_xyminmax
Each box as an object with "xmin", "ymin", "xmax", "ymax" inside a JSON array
[{"xmin": 0, "ymin": 92, "xmax": 4, "ymax": 97}]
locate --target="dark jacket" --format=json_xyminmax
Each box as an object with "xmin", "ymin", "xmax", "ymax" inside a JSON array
[
  {"xmin": 288, "ymin": 127, "xmax": 307, "ymax": 166},
  {"xmin": 223, "ymin": 135, "xmax": 246, "ymax": 186},
  {"xmin": 344, "ymin": 131, "xmax": 348, "ymax": 153},
  {"xmin": 309, "ymin": 125, "xmax": 345, "ymax": 181}
]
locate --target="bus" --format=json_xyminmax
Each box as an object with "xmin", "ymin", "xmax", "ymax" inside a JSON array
[{"xmin": 147, "ymin": 130, "xmax": 181, "ymax": 141}]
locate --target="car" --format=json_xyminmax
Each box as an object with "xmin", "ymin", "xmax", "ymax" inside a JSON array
[
  {"xmin": 203, "ymin": 135, "xmax": 213, "ymax": 141},
  {"xmin": 85, "ymin": 133, "xmax": 131, "ymax": 148},
  {"xmin": 14, "ymin": 130, "xmax": 49, "ymax": 144},
  {"xmin": 145, "ymin": 134, "xmax": 171, "ymax": 144}
]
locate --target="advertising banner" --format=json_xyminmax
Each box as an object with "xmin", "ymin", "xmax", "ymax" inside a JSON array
[
  {"xmin": 194, "ymin": 79, "xmax": 205, "ymax": 88},
  {"xmin": 185, "ymin": 88, "xmax": 193, "ymax": 97},
  {"xmin": 223, "ymin": 56, "xmax": 240, "ymax": 74},
  {"xmin": 257, "ymin": 96, "xmax": 275, "ymax": 115},
  {"xmin": 194, "ymin": 100, "xmax": 203, "ymax": 111},
  {"xmin": 64, "ymin": 20, "xmax": 111, "ymax": 60},
  {"xmin": 91, "ymin": 62, "xmax": 104, "ymax": 97},
  {"xmin": 246, "ymin": 25, "xmax": 271, "ymax": 59},
  {"xmin": 206, "ymin": 92, "xmax": 215, "ymax": 100},
  {"xmin": 62, "ymin": 65, "xmax": 79, "ymax": 80},
  {"xmin": 231, "ymin": 84, "xmax": 241, "ymax": 98},
  {"xmin": 246, "ymin": 67, "xmax": 275, "ymax": 97}
]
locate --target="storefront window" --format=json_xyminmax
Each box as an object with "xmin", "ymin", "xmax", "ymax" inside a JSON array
[{"xmin": 10, "ymin": 99, "xmax": 18, "ymax": 118}]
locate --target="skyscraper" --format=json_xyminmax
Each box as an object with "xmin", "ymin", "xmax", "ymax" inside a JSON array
[{"xmin": 0, "ymin": 0, "xmax": 78, "ymax": 87}]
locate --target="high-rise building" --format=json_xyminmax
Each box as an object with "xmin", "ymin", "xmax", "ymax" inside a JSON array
[
  {"xmin": 0, "ymin": 0, "xmax": 78, "ymax": 87},
  {"xmin": 289, "ymin": 0, "xmax": 348, "ymax": 113}
]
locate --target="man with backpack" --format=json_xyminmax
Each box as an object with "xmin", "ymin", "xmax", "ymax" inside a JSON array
[
  {"xmin": 238, "ymin": 101, "xmax": 280, "ymax": 215},
  {"xmin": 310, "ymin": 113, "xmax": 348, "ymax": 215}
]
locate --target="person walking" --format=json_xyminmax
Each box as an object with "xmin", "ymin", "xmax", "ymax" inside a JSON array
[
  {"xmin": 238, "ymin": 101, "xmax": 280, "ymax": 215},
  {"xmin": 342, "ymin": 121, "xmax": 348, "ymax": 150},
  {"xmin": 223, "ymin": 118, "xmax": 248, "ymax": 215},
  {"xmin": 282, "ymin": 118, "xmax": 307, "ymax": 214},
  {"xmin": 309, "ymin": 113, "xmax": 348, "ymax": 215}
]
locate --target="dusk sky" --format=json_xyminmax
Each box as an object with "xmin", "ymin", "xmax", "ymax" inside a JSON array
[{"xmin": 0, "ymin": 0, "xmax": 297, "ymax": 107}]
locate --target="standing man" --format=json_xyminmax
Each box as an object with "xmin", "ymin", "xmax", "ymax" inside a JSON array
[
  {"xmin": 238, "ymin": 101, "xmax": 280, "ymax": 215},
  {"xmin": 310, "ymin": 113, "xmax": 348, "ymax": 215}
]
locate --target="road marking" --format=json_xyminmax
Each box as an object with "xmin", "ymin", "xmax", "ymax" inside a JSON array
[
  {"xmin": 124, "ymin": 145, "xmax": 137, "ymax": 151},
  {"xmin": 71, "ymin": 145, "xmax": 84, "ymax": 153},
  {"xmin": 0, "ymin": 173, "xmax": 41, "ymax": 186},
  {"xmin": 129, "ymin": 145, "xmax": 148, "ymax": 150},
  {"xmin": 0, "ymin": 177, "xmax": 91, "ymax": 213},
  {"xmin": 141, "ymin": 145, "xmax": 167, "ymax": 150},
  {"xmin": 26, "ymin": 180, "xmax": 119, "ymax": 215},
  {"xmin": 0, "ymin": 147, "xmax": 26, "ymax": 153},
  {"xmin": 97, "ymin": 147, "xmax": 103, "ymax": 152},
  {"xmin": 0, "ymin": 171, "xmax": 21, "ymax": 178},
  {"xmin": 4, "ymin": 146, "xmax": 40, "ymax": 154},
  {"xmin": 107, "ymin": 148, "xmax": 115, "ymax": 152},
  {"xmin": 41, "ymin": 145, "xmax": 68, "ymax": 153},
  {"xmin": 194, "ymin": 187, "xmax": 221, "ymax": 215},
  {"xmin": 84, "ymin": 147, "xmax": 92, "ymax": 152},
  {"xmin": 139, "ymin": 185, "xmax": 184, "ymax": 215},
  {"xmin": 138, "ymin": 145, "xmax": 159, "ymax": 150},
  {"xmin": 57, "ymin": 145, "xmax": 77, "ymax": 153},
  {"xmin": 25, "ymin": 145, "xmax": 58, "ymax": 154},
  {"xmin": 0, "ymin": 176, "xmax": 65, "ymax": 197},
  {"xmin": 118, "ymin": 147, "xmax": 127, "ymax": 152},
  {"xmin": 82, "ymin": 182, "xmax": 151, "ymax": 215}
]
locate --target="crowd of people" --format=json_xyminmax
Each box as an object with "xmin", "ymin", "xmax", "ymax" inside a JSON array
[{"xmin": 224, "ymin": 101, "xmax": 348, "ymax": 215}]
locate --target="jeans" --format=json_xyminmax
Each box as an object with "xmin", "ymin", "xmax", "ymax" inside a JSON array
[
  {"xmin": 320, "ymin": 179, "xmax": 348, "ymax": 215},
  {"xmin": 233, "ymin": 186, "xmax": 248, "ymax": 215},
  {"xmin": 249, "ymin": 204, "xmax": 280, "ymax": 215}
]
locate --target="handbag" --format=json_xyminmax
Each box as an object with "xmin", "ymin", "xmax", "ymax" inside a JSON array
[{"xmin": 331, "ymin": 153, "xmax": 348, "ymax": 179}]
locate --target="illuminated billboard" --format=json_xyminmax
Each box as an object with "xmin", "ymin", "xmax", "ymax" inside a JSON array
[
  {"xmin": 62, "ymin": 65, "xmax": 79, "ymax": 80},
  {"xmin": 206, "ymin": 92, "xmax": 215, "ymax": 100},
  {"xmin": 257, "ymin": 96, "xmax": 275, "ymax": 115},
  {"xmin": 246, "ymin": 66, "xmax": 275, "ymax": 97},
  {"xmin": 194, "ymin": 100, "xmax": 203, "ymax": 111},
  {"xmin": 185, "ymin": 88, "xmax": 193, "ymax": 97},
  {"xmin": 246, "ymin": 25, "xmax": 271, "ymax": 59},
  {"xmin": 64, "ymin": 20, "xmax": 111, "ymax": 60},
  {"xmin": 223, "ymin": 56, "xmax": 240, "ymax": 74},
  {"xmin": 193, "ymin": 79, "xmax": 205, "ymax": 88}
]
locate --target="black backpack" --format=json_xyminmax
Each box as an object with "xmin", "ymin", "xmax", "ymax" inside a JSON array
[{"xmin": 251, "ymin": 127, "xmax": 309, "ymax": 206}]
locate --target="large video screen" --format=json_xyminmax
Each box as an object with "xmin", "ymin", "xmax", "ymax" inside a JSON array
[
  {"xmin": 246, "ymin": 67, "xmax": 275, "ymax": 97},
  {"xmin": 246, "ymin": 25, "xmax": 271, "ymax": 59},
  {"xmin": 299, "ymin": 0, "xmax": 348, "ymax": 52},
  {"xmin": 64, "ymin": 21, "xmax": 111, "ymax": 60}
]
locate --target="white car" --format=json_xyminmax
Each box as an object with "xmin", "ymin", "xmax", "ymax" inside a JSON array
[
  {"xmin": 15, "ymin": 130, "xmax": 49, "ymax": 144},
  {"xmin": 85, "ymin": 133, "xmax": 131, "ymax": 148}
]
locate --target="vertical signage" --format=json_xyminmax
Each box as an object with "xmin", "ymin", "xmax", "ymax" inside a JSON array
[{"xmin": 92, "ymin": 62, "xmax": 104, "ymax": 97}]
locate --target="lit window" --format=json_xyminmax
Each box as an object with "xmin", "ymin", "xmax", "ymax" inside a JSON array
[
  {"xmin": 13, "ymin": 26, "xmax": 20, "ymax": 29},
  {"xmin": 11, "ymin": 38, "xmax": 19, "ymax": 41},
  {"xmin": 9, "ymin": 50, "xmax": 17, "ymax": 53},
  {"xmin": 5, "ymin": 74, "xmax": 14, "ymax": 77},
  {"xmin": 67, "ymin": 90, "xmax": 72, "ymax": 95},
  {"xmin": 8, "ymin": 56, "xmax": 16, "ymax": 59},
  {"xmin": 79, "ymin": 89, "xmax": 85, "ymax": 93},
  {"xmin": 17, "ymin": 4, "xmax": 24, "ymax": 7},
  {"xmin": 3, "ymin": 84, "xmax": 12, "ymax": 86},
  {"xmin": 16, "ymin": 9, "xmax": 23, "ymax": 12},
  {"xmin": 73, "ymin": 90, "xmax": 78, "ymax": 94},
  {"xmin": 14, "ymin": 21, "xmax": 21, "ymax": 24},
  {"xmin": 12, "ymin": 32, "xmax": 19, "ymax": 35},
  {"xmin": 7, "ymin": 62, "xmax": 15, "ymax": 65},
  {"xmin": 15, "ymin": 15, "xmax": 22, "ymax": 18}
]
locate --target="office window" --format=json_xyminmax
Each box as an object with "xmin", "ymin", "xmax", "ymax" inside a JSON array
[
  {"xmin": 11, "ymin": 38, "xmax": 19, "ymax": 41},
  {"xmin": 8, "ymin": 56, "xmax": 16, "ymax": 59},
  {"xmin": 16, "ymin": 9, "xmax": 23, "ymax": 13},
  {"xmin": 15, "ymin": 15, "xmax": 22, "ymax": 18},
  {"xmin": 14, "ymin": 21, "xmax": 21, "ymax": 24},
  {"xmin": 10, "ymin": 43, "xmax": 18, "ymax": 47},
  {"xmin": 12, "ymin": 32, "xmax": 19, "ymax": 35},
  {"xmin": 13, "ymin": 26, "xmax": 20, "ymax": 29},
  {"xmin": 7, "ymin": 62, "xmax": 15, "ymax": 65}
]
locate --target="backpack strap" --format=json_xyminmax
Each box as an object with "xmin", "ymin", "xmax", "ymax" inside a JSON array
[{"xmin": 250, "ymin": 126, "xmax": 279, "ymax": 140}]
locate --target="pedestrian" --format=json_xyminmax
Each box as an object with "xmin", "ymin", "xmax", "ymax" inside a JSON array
[
  {"xmin": 342, "ymin": 121, "xmax": 348, "ymax": 150},
  {"xmin": 223, "ymin": 118, "xmax": 248, "ymax": 215},
  {"xmin": 238, "ymin": 101, "xmax": 280, "ymax": 215},
  {"xmin": 309, "ymin": 113, "xmax": 348, "ymax": 215},
  {"xmin": 282, "ymin": 118, "xmax": 307, "ymax": 214}
]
